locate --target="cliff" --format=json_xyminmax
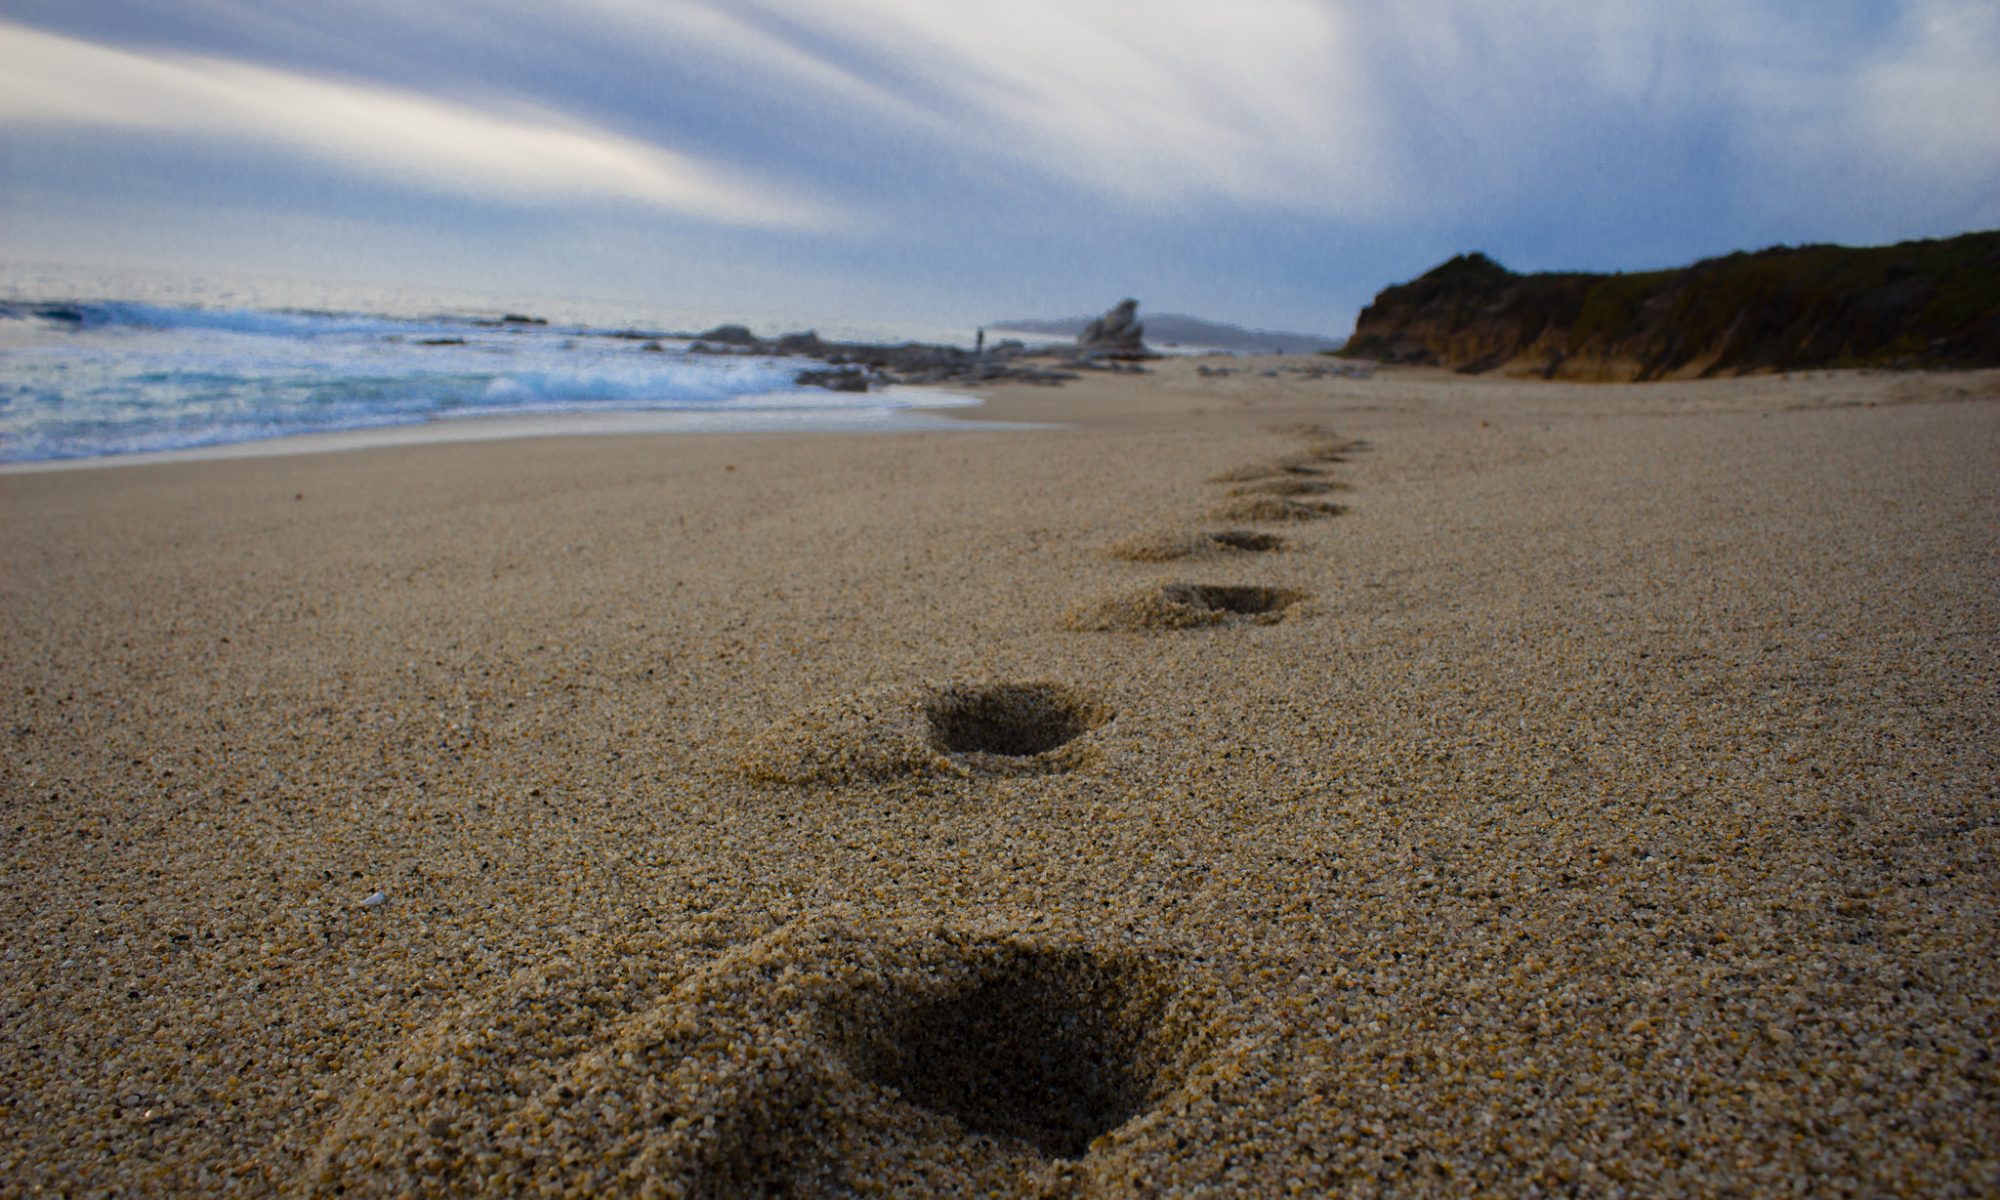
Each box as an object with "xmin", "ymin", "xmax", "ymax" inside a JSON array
[{"xmin": 1338, "ymin": 232, "xmax": 2000, "ymax": 380}]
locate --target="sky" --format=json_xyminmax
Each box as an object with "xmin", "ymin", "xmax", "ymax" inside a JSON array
[{"xmin": 2, "ymin": 0, "xmax": 1997, "ymax": 337}]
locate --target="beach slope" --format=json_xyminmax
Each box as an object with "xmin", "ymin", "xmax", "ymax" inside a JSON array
[{"xmin": 3, "ymin": 363, "xmax": 1996, "ymax": 1195}]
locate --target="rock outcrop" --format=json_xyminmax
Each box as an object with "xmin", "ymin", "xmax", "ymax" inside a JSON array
[
  {"xmin": 680, "ymin": 332, "xmax": 1076, "ymax": 392},
  {"xmin": 661, "ymin": 320, "xmax": 1162, "ymax": 392},
  {"xmin": 1339, "ymin": 232, "xmax": 2000, "ymax": 380},
  {"xmin": 693, "ymin": 324, "xmax": 759, "ymax": 347},
  {"xmin": 990, "ymin": 312, "xmax": 1343, "ymax": 355},
  {"xmin": 792, "ymin": 367, "xmax": 869, "ymax": 393},
  {"xmin": 1078, "ymin": 299, "xmax": 1150, "ymax": 357}
]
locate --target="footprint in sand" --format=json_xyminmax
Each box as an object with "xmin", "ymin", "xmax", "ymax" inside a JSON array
[
  {"xmin": 737, "ymin": 681, "xmax": 1112, "ymax": 785},
  {"xmin": 1064, "ymin": 583, "xmax": 1308, "ymax": 632},
  {"xmin": 1107, "ymin": 528, "xmax": 1284, "ymax": 563},
  {"xmin": 1224, "ymin": 476, "xmax": 1350, "ymax": 499},
  {"xmin": 1269, "ymin": 423, "xmax": 1369, "ymax": 462},
  {"xmin": 1206, "ymin": 457, "xmax": 1328, "ymax": 483},
  {"xmin": 1209, "ymin": 495, "xmax": 1347, "ymax": 523},
  {"xmin": 1300, "ymin": 435, "xmax": 1366, "ymax": 461},
  {"xmin": 296, "ymin": 917, "xmax": 1238, "ymax": 1198}
]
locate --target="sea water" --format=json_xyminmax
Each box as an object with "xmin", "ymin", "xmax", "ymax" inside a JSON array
[{"xmin": 0, "ymin": 292, "xmax": 981, "ymax": 465}]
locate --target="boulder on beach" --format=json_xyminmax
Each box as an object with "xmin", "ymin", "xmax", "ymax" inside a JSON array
[
  {"xmin": 694, "ymin": 324, "xmax": 759, "ymax": 346},
  {"xmin": 774, "ymin": 331, "xmax": 827, "ymax": 357},
  {"xmin": 1079, "ymin": 298, "xmax": 1148, "ymax": 356},
  {"xmin": 655, "ymin": 320, "xmax": 1081, "ymax": 387},
  {"xmin": 795, "ymin": 367, "xmax": 870, "ymax": 392}
]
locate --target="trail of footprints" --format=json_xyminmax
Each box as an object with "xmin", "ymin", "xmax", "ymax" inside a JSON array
[
  {"xmin": 304, "ymin": 427, "xmax": 1364, "ymax": 1197},
  {"xmin": 1071, "ymin": 425, "xmax": 1358, "ymax": 631}
]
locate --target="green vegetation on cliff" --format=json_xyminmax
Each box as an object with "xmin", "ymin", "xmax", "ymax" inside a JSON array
[{"xmin": 1339, "ymin": 231, "xmax": 2000, "ymax": 380}]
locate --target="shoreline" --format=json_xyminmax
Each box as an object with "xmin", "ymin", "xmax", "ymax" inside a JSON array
[
  {"xmin": 10, "ymin": 359, "xmax": 1992, "ymax": 475},
  {"xmin": 0, "ymin": 385, "xmax": 1029, "ymax": 475},
  {"xmin": 3, "ymin": 365, "xmax": 1996, "ymax": 1195}
]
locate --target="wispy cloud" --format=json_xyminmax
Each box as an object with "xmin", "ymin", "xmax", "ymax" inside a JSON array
[
  {"xmin": 1823, "ymin": 1, "xmax": 2000, "ymax": 224},
  {"xmin": 3, "ymin": 2, "xmax": 1991, "ymax": 330},
  {"xmin": 733, "ymin": 0, "xmax": 1405, "ymax": 217},
  {"xmin": 575, "ymin": 0, "xmax": 952, "ymax": 137},
  {"xmin": 684, "ymin": 0, "xmax": 1998, "ymax": 235},
  {"xmin": 0, "ymin": 20, "xmax": 841, "ymax": 231}
]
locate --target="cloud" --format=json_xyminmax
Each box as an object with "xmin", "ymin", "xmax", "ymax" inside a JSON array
[
  {"xmin": 689, "ymin": 0, "xmax": 1998, "ymax": 238},
  {"xmin": 5, "ymin": 0, "xmax": 1990, "ymax": 330},
  {"xmin": 1702, "ymin": 0, "xmax": 2000, "ymax": 237},
  {"xmin": 722, "ymin": 0, "xmax": 1408, "ymax": 218},
  {"xmin": 575, "ymin": 0, "xmax": 952, "ymax": 136},
  {"xmin": 0, "ymin": 19, "xmax": 841, "ymax": 231},
  {"xmin": 1848, "ymin": 2, "xmax": 2000, "ymax": 218}
]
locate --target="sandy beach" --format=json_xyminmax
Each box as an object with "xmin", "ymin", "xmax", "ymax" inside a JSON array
[{"xmin": 2, "ymin": 361, "xmax": 1996, "ymax": 1196}]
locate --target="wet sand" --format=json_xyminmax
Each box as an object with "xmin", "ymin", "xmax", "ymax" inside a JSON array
[{"xmin": 3, "ymin": 362, "xmax": 1996, "ymax": 1196}]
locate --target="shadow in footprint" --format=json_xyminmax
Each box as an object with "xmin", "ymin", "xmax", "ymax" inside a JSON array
[
  {"xmin": 926, "ymin": 683, "xmax": 1101, "ymax": 762},
  {"xmin": 1166, "ymin": 583, "xmax": 1296, "ymax": 617},
  {"xmin": 848, "ymin": 946, "xmax": 1171, "ymax": 1159}
]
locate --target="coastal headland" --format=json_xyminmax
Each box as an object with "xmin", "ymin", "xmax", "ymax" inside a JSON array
[
  {"xmin": 2, "ymin": 362, "xmax": 1996, "ymax": 1195},
  {"xmin": 1340, "ymin": 231, "xmax": 2000, "ymax": 381}
]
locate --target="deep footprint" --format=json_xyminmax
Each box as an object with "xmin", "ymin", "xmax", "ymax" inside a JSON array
[
  {"xmin": 300, "ymin": 918, "xmax": 1234, "ymax": 1197},
  {"xmin": 1205, "ymin": 530, "xmax": 1283, "ymax": 553},
  {"xmin": 1206, "ymin": 457, "xmax": 1325, "ymax": 483},
  {"xmin": 740, "ymin": 682, "xmax": 1110, "ymax": 783},
  {"xmin": 1065, "ymin": 583, "xmax": 1307, "ymax": 631},
  {"xmin": 1300, "ymin": 435, "xmax": 1366, "ymax": 461},
  {"xmin": 846, "ymin": 945, "xmax": 1177, "ymax": 1158},
  {"xmin": 1108, "ymin": 529, "xmax": 1284, "ymax": 562},
  {"xmin": 925, "ymin": 682, "xmax": 1105, "ymax": 760},
  {"xmin": 1211, "ymin": 495, "xmax": 1348, "ymax": 523},
  {"xmin": 1225, "ymin": 476, "xmax": 1349, "ymax": 498},
  {"xmin": 1271, "ymin": 423, "xmax": 1368, "ymax": 462},
  {"xmin": 1165, "ymin": 583, "xmax": 1298, "ymax": 616}
]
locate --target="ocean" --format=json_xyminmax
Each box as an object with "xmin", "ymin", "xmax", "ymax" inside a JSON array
[{"xmin": 0, "ymin": 276, "xmax": 983, "ymax": 466}]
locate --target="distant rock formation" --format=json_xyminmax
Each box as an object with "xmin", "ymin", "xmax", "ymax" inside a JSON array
[
  {"xmin": 1339, "ymin": 231, "xmax": 2000, "ymax": 380},
  {"xmin": 780, "ymin": 336, "xmax": 1080, "ymax": 390},
  {"xmin": 1078, "ymin": 299, "xmax": 1149, "ymax": 357},
  {"xmin": 656, "ymin": 322, "xmax": 1170, "ymax": 392},
  {"xmin": 693, "ymin": 324, "xmax": 759, "ymax": 347},
  {"xmin": 669, "ymin": 329, "xmax": 1082, "ymax": 391},
  {"xmin": 990, "ymin": 312, "xmax": 1343, "ymax": 354},
  {"xmin": 772, "ymin": 331, "xmax": 826, "ymax": 357}
]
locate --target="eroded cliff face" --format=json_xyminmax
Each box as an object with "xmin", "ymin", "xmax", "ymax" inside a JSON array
[{"xmin": 1340, "ymin": 233, "xmax": 2000, "ymax": 381}]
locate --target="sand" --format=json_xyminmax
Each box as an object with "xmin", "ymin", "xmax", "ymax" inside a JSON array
[{"xmin": 2, "ymin": 360, "xmax": 1996, "ymax": 1196}]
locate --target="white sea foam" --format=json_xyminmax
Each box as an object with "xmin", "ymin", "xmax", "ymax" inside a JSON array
[{"xmin": 0, "ymin": 299, "xmax": 980, "ymax": 464}]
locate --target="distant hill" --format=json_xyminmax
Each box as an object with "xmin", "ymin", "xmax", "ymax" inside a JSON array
[
  {"xmin": 1338, "ymin": 231, "xmax": 2000, "ymax": 380},
  {"xmin": 991, "ymin": 312, "xmax": 1344, "ymax": 355}
]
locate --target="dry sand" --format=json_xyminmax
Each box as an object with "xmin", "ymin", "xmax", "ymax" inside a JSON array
[{"xmin": 2, "ymin": 360, "xmax": 1996, "ymax": 1196}]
